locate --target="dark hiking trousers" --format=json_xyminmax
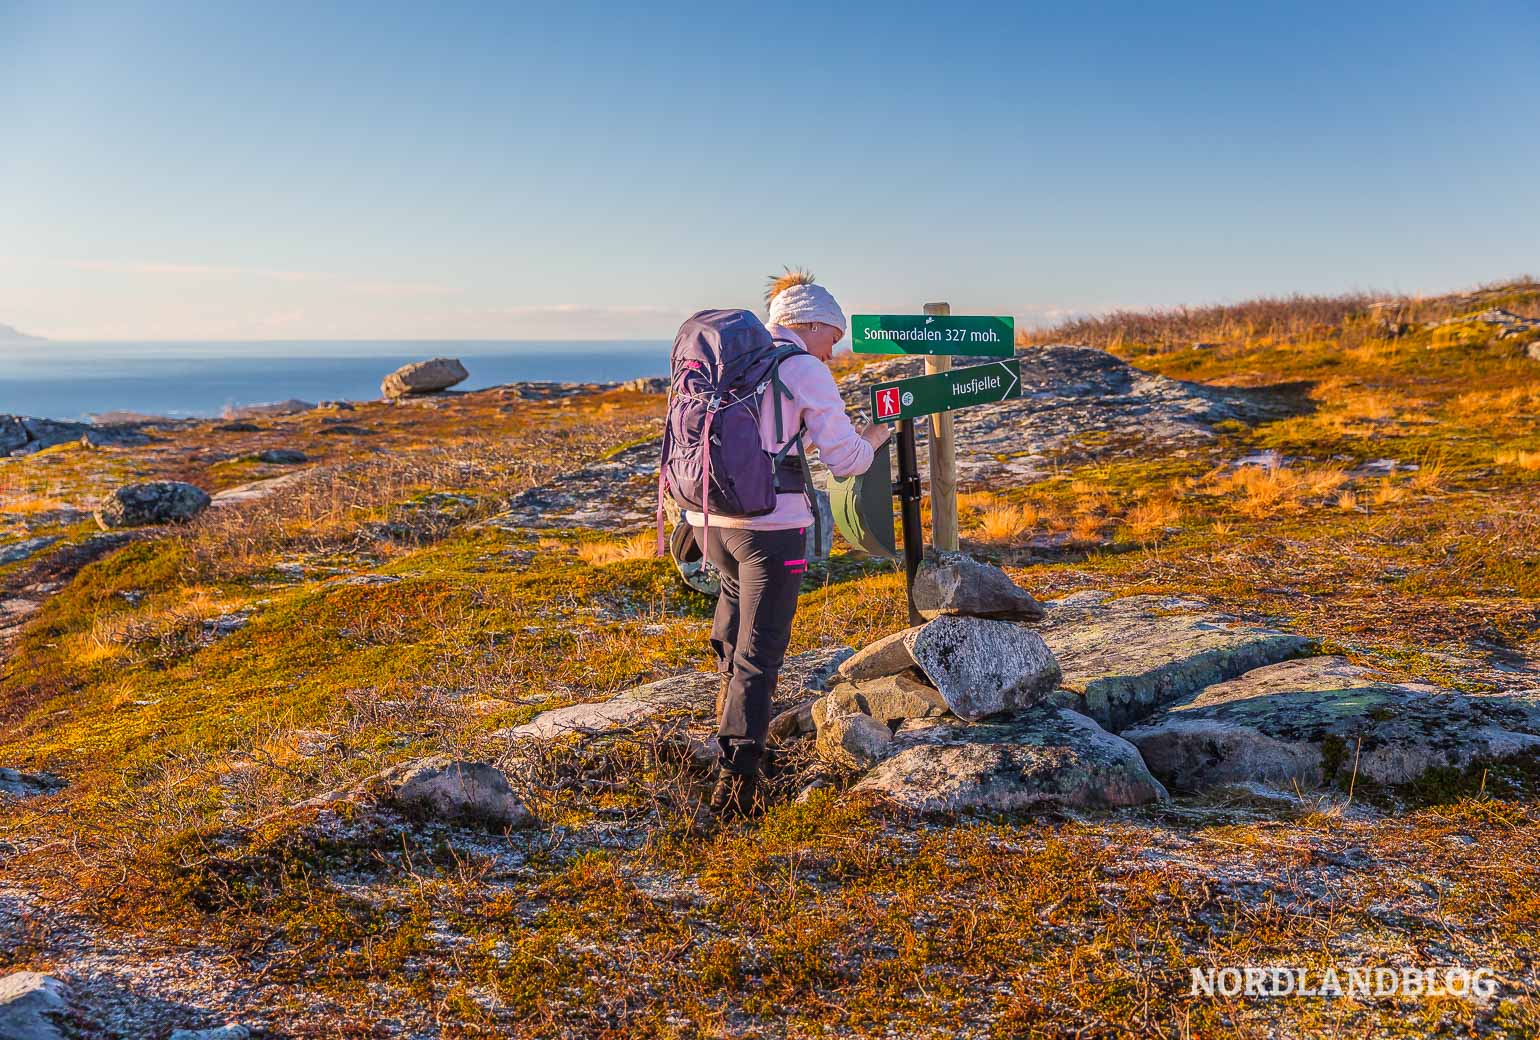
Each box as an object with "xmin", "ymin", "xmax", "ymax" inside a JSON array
[{"xmin": 702, "ymin": 526, "xmax": 807, "ymax": 758}]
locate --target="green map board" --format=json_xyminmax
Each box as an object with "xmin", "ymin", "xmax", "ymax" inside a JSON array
[{"xmin": 851, "ymin": 314, "xmax": 1014, "ymax": 356}]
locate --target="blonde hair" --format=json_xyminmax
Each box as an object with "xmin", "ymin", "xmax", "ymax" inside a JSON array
[{"xmin": 765, "ymin": 266, "xmax": 816, "ymax": 307}]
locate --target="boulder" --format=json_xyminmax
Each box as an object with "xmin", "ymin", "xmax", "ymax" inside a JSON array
[
  {"xmin": 620, "ymin": 376, "xmax": 669, "ymax": 394},
  {"xmin": 382, "ymin": 357, "xmax": 469, "ymax": 399},
  {"xmin": 815, "ymin": 711, "xmax": 893, "ymax": 769},
  {"xmin": 822, "ymin": 673, "xmax": 947, "ymax": 723},
  {"xmin": 390, "ymin": 757, "xmax": 534, "ymax": 829},
  {"xmin": 903, "ymin": 616, "xmax": 1061, "ymax": 721},
  {"xmin": 254, "ymin": 448, "xmax": 308, "ymax": 464},
  {"xmin": 0, "ymin": 537, "xmax": 59, "ymax": 567},
  {"xmin": 0, "ymin": 972, "xmax": 70, "ymax": 1040},
  {"xmin": 1123, "ymin": 657, "xmax": 1540, "ymax": 791},
  {"xmin": 94, "ymin": 481, "xmax": 210, "ymax": 529},
  {"xmin": 912, "ymin": 551, "xmax": 1045, "ymax": 621},
  {"xmin": 852, "ymin": 709, "xmax": 1168, "ymax": 813},
  {"xmin": 1040, "ymin": 592, "xmax": 1313, "ymax": 731},
  {"xmin": 836, "ymin": 627, "xmax": 921, "ymax": 682}
]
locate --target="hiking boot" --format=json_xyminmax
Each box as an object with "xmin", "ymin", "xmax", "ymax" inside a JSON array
[{"xmin": 708, "ymin": 742, "xmax": 764, "ymax": 818}]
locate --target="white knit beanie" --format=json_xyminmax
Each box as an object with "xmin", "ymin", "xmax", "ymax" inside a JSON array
[{"xmin": 767, "ymin": 281, "xmax": 846, "ymax": 333}]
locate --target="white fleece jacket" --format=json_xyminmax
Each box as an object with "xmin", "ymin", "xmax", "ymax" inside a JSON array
[{"xmin": 684, "ymin": 324, "xmax": 874, "ymax": 531}]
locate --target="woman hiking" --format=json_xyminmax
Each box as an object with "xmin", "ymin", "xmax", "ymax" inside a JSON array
[{"xmin": 660, "ymin": 270, "xmax": 890, "ymax": 818}]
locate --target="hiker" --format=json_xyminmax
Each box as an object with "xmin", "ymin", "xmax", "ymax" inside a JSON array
[{"xmin": 660, "ymin": 271, "xmax": 890, "ymax": 817}]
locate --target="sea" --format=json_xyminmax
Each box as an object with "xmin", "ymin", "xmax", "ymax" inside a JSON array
[{"xmin": 0, "ymin": 340, "xmax": 672, "ymax": 422}]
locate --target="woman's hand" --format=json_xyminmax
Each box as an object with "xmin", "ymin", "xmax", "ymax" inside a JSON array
[{"xmin": 859, "ymin": 422, "xmax": 892, "ymax": 449}]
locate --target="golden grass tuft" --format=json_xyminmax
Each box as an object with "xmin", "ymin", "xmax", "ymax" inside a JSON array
[
  {"xmin": 576, "ymin": 532, "xmax": 659, "ymax": 566},
  {"xmin": 1124, "ymin": 496, "xmax": 1182, "ymax": 541},
  {"xmin": 1495, "ymin": 448, "xmax": 1540, "ymax": 471},
  {"xmin": 1371, "ymin": 478, "xmax": 1408, "ymax": 507}
]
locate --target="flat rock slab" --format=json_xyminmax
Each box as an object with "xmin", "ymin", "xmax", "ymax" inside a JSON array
[
  {"xmin": 210, "ymin": 469, "xmax": 317, "ymax": 508},
  {"xmin": 852, "ymin": 708, "xmax": 1168, "ymax": 813},
  {"xmin": 836, "ymin": 627, "xmax": 921, "ymax": 682},
  {"xmin": 0, "ymin": 972, "xmax": 70, "ymax": 1040},
  {"xmin": 1124, "ymin": 656, "xmax": 1540, "ymax": 791},
  {"xmin": 499, "ymin": 646, "xmax": 853, "ymax": 741},
  {"xmin": 1040, "ymin": 592, "xmax": 1314, "ymax": 731}
]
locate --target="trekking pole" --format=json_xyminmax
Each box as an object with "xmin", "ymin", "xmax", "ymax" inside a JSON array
[{"xmin": 894, "ymin": 417, "xmax": 924, "ymax": 625}]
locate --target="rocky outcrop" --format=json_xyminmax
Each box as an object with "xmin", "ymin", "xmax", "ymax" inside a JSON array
[
  {"xmin": 904, "ymin": 616, "xmax": 1060, "ymax": 721},
  {"xmin": 912, "ymin": 551, "xmax": 1044, "ymax": 621},
  {"xmin": 1, "ymin": 415, "xmax": 149, "ymax": 458},
  {"xmin": 1040, "ymin": 592, "xmax": 1313, "ymax": 731},
  {"xmin": 853, "ymin": 709, "xmax": 1168, "ymax": 812},
  {"xmin": 382, "ymin": 358, "xmax": 469, "ymax": 399},
  {"xmin": 0, "ymin": 537, "xmax": 59, "ymax": 567},
  {"xmin": 0, "ymin": 972, "xmax": 70, "ymax": 1040},
  {"xmin": 1444, "ymin": 308, "xmax": 1540, "ymax": 340},
  {"xmin": 390, "ymin": 758, "xmax": 534, "ymax": 829},
  {"xmin": 1123, "ymin": 657, "xmax": 1540, "ymax": 791},
  {"xmin": 95, "ymin": 481, "xmax": 211, "ymax": 529},
  {"xmin": 0, "ymin": 769, "xmax": 65, "ymax": 800}
]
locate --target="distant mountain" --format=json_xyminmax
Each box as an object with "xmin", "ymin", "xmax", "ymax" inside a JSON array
[{"xmin": 0, "ymin": 323, "xmax": 45, "ymax": 344}]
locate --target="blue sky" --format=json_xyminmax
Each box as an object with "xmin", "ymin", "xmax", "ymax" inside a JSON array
[{"xmin": 2, "ymin": 0, "xmax": 1537, "ymax": 341}]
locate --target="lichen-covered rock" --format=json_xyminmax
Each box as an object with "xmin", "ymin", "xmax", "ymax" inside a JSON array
[
  {"xmin": 836, "ymin": 627, "xmax": 922, "ymax": 682},
  {"xmin": 1123, "ymin": 657, "xmax": 1540, "ymax": 791},
  {"xmin": 0, "ymin": 972, "xmax": 70, "ymax": 1040},
  {"xmin": 169, "ymin": 1027, "xmax": 252, "ymax": 1040},
  {"xmin": 912, "ymin": 551, "xmax": 1044, "ymax": 621},
  {"xmin": 391, "ymin": 758, "xmax": 534, "ymax": 829},
  {"xmin": 210, "ymin": 469, "xmax": 315, "ymax": 508},
  {"xmin": 381, "ymin": 357, "xmax": 469, "ymax": 398},
  {"xmin": 1040, "ymin": 592, "xmax": 1313, "ymax": 731},
  {"xmin": 822, "ymin": 673, "xmax": 947, "ymax": 723},
  {"xmin": 903, "ymin": 616, "xmax": 1060, "ymax": 721},
  {"xmin": 768, "ymin": 698, "xmax": 817, "ymax": 742},
  {"xmin": 815, "ymin": 711, "xmax": 893, "ymax": 769},
  {"xmin": 94, "ymin": 481, "xmax": 211, "ymax": 529},
  {"xmin": 852, "ymin": 709, "xmax": 1167, "ymax": 812}
]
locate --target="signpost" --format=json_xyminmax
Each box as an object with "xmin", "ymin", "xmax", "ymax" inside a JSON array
[
  {"xmin": 870, "ymin": 359, "xmax": 1021, "ymax": 424},
  {"xmin": 852, "ymin": 313, "xmax": 1015, "ymax": 357},
  {"xmin": 847, "ymin": 308, "xmax": 1021, "ymax": 622}
]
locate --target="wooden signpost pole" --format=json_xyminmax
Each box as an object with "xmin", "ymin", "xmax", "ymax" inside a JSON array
[{"xmin": 923, "ymin": 301, "xmax": 960, "ymax": 552}]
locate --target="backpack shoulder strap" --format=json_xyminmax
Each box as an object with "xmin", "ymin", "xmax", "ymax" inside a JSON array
[{"xmin": 767, "ymin": 341, "xmax": 808, "ymax": 444}]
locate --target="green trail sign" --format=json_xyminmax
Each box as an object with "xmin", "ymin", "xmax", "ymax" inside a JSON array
[
  {"xmin": 871, "ymin": 359, "xmax": 1022, "ymax": 424},
  {"xmin": 852, "ymin": 314, "xmax": 1015, "ymax": 356}
]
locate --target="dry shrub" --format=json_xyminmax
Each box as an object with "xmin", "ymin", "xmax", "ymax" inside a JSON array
[
  {"xmin": 577, "ymin": 532, "xmax": 658, "ymax": 566},
  {"xmin": 1337, "ymin": 490, "xmax": 1360, "ymax": 512},
  {"xmin": 977, "ymin": 502, "xmax": 1039, "ymax": 544}
]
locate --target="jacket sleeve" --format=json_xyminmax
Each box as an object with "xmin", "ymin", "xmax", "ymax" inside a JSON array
[{"xmin": 783, "ymin": 355, "xmax": 875, "ymax": 478}]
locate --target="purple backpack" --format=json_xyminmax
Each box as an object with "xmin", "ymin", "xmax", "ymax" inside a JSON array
[{"xmin": 657, "ymin": 309, "xmax": 814, "ymax": 551}]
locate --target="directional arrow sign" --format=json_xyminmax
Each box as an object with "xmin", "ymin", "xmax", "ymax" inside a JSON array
[
  {"xmin": 870, "ymin": 359, "xmax": 1022, "ymax": 423},
  {"xmin": 852, "ymin": 314, "xmax": 1015, "ymax": 356}
]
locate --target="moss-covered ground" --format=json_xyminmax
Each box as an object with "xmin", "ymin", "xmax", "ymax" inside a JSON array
[{"xmin": 2, "ymin": 284, "xmax": 1538, "ymax": 1036}]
